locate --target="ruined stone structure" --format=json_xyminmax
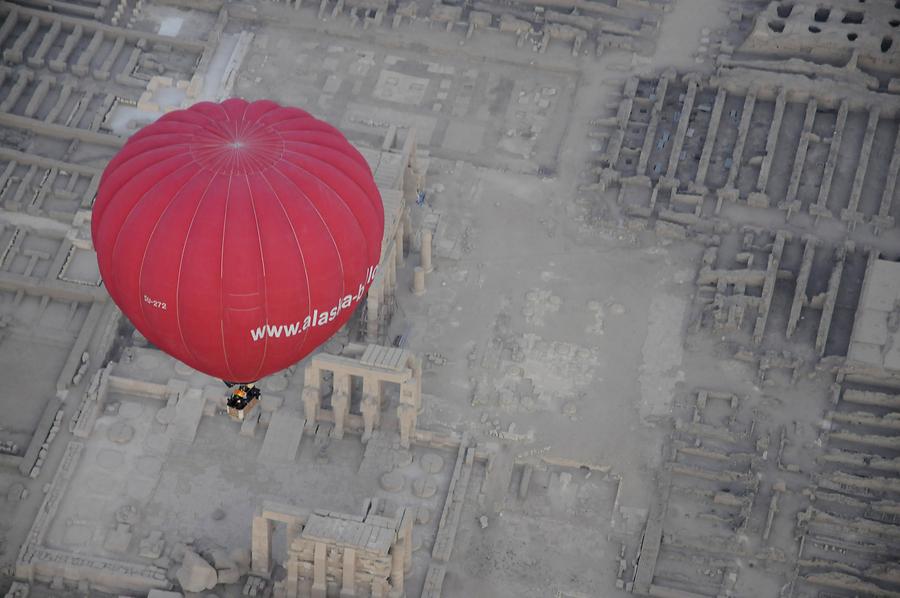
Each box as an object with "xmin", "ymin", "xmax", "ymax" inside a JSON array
[
  {"xmin": 741, "ymin": 1, "xmax": 900, "ymax": 75},
  {"xmin": 261, "ymin": 0, "xmax": 668, "ymax": 57},
  {"xmin": 357, "ymin": 128, "xmax": 424, "ymax": 344},
  {"xmin": 587, "ymin": 61, "xmax": 900, "ymax": 376},
  {"xmin": 0, "ymin": 0, "xmax": 219, "ymax": 486},
  {"xmin": 595, "ymin": 69, "xmax": 900, "ymax": 232},
  {"xmin": 575, "ymin": 10, "xmax": 900, "ymax": 596},
  {"xmin": 252, "ymin": 502, "xmax": 414, "ymax": 598},
  {"xmin": 626, "ymin": 381, "xmax": 900, "ymax": 597},
  {"xmin": 4, "ymin": 0, "xmax": 900, "ymax": 597},
  {"xmin": 302, "ymin": 343, "xmax": 422, "ymax": 447},
  {"xmin": 845, "ymin": 258, "xmax": 900, "ymax": 381}
]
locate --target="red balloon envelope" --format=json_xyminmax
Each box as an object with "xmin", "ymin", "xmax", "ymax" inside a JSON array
[{"xmin": 92, "ymin": 99, "xmax": 384, "ymax": 382}]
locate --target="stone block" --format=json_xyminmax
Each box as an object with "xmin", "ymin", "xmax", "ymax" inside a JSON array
[
  {"xmin": 240, "ymin": 406, "xmax": 260, "ymax": 437},
  {"xmin": 747, "ymin": 192, "xmax": 769, "ymax": 208},
  {"xmin": 137, "ymin": 93, "xmax": 159, "ymax": 112},
  {"xmin": 863, "ymin": 260, "xmax": 900, "ymax": 311},
  {"xmin": 209, "ymin": 548, "xmax": 235, "ymax": 570},
  {"xmin": 854, "ymin": 310, "xmax": 888, "ymax": 346},
  {"xmin": 3, "ymin": 49, "xmax": 23, "ymax": 63},
  {"xmin": 176, "ymin": 550, "xmax": 217, "ymax": 593},
  {"xmin": 217, "ymin": 566, "xmax": 241, "ymax": 584}
]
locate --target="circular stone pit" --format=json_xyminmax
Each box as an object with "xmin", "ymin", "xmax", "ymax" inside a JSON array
[
  {"xmin": 393, "ymin": 450, "xmax": 413, "ymax": 468},
  {"xmin": 155, "ymin": 406, "xmax": 175, "ymax": 425},
  {"xmin": 420, "ymin": 453, "xmax": 445, "ymax": 474},
  {"xmin": 380, "ymin": 471, "xmax": 404, "ymax": 493},
  {"xmin": 413, "ymin": 476, "xmax": 438, "ymax": 499},
  {"xmin": 415, "ymin": 506, "xmax": 432, "ymax": 525},
  {"xmin": 107, "ymin": 421, "xmax": 135, "ymax": 444}
]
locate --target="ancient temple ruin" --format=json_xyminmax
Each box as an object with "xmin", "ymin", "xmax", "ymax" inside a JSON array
[
  {"xmin": 252, "ymin": 502, "xmax": 414, "ymax": 598},
  {"xmin": 302, "ymin": 344, "xmax": 422, "ymax": 447}
]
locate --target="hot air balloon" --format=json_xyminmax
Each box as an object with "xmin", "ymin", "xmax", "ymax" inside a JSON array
[{"xmin": 92, "ymin": 99, "xmax": 384, "ymax": 416}]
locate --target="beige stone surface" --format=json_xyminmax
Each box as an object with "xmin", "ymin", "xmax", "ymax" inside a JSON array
[{"xmin": 4, "ymin": 0, "xmax": 900, "ymax": 597}]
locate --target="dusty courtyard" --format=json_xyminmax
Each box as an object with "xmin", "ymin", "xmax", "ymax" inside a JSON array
[{"xmin": 1, "ymin": 0, "xmax": 899, "ymax": 597}]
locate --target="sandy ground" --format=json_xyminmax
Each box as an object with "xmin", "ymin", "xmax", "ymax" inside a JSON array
[{"xmin": 2, "ymin": 0, "xmax": 900, "ymax": 596}]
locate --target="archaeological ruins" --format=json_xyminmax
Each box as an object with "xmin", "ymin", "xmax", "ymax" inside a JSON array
[{"xmin": 0, "ymin": 0, "xmax": 899, "ymax": 597}]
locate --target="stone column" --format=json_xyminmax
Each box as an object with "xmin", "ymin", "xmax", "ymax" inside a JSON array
[
  {"xmin": 389, "ymin": 257, "xmax": 397, "ymax": 297},
  {"xmin": 361, "ymin": 393, "xmax": 379, "ymax": 443},
  {"xmin": 302, "ymin": 365, "xmax": 322, "ymax": 428},
  {"xmin": 385, "ymin": 257, "xmax": 396, "ymax": 305},
  {"xmin": 340, "ymin": 548, "xmax": 357, "ymax": 597},
  {"xmin": 284, "ymin": 556, "xmax": 300, "ymax": 598},
  {"xmin": 389, "ymin": 537, "xmax": 405, "ymax": 598},
  {"xmin": 359, "ymin": 376, "xmax": 381, "ymax": 442},
  {"xmin": 285, "ymin": 519, "xmax": 300, "ymax": 556},
  {"xmin": 363, "ymin": 376, "xmax": 383, "ymax": 410},
  {"xmin": 397, "ymin": 403, "xmax": 416, "ymax": 449},
  {"xmin": 312, "ymin": 542, "xmax": 328, "ymax": 598},
  {"xmin": 411, "ymin": 358, "xmax": 422, "ymax": 412},
  {"xmin": 400, "ymin": 361, "xmax": 421, "ymax": 413},
  {"xmin": 395, "ymin": 227, "xmax": 404, "ymax": 270},
  {"xmin": 400, "ymin": 510, "xmax": 414, "ymax": 572},
  {"xmin": 420, "ymin": 229, "xmax": 433, "ymax": 273},
  {"xmin": 366, "ymin": 287, "xmax": 381, "ymax": 341},
  {"xmin": 399, "ymin": 381, "xmax": 415, "ymax": 410},
  {"xmin": 251, "ymin": 516, "xmax": 273, "ymax": 578},
  {"xmin": 332, "ymin": 372, "xmax": 351, "ymax": 439},
  {"xmin": 402, "ymin": 210, "xmax": 412, "ymax": 250},
  {"xmin": 412, "ymin": 267, "xmax": 425, "ymax": 296}
]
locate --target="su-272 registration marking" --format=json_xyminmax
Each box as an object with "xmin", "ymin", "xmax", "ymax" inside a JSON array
[
  {"xmin": 249, "ymin": 264, "xmax": 379, "ymax": 342},
  {"xmin": 143, "ymin": 295, "xmax": 167, "ymax": 310}
]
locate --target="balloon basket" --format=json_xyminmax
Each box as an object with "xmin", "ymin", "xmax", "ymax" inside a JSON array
[
  {"xmin": 227, "ymin": 398, "xmax": 258, "ymax": 421},
  {"xmin": 226, "ymin": 383, "xmax": 261, "ymax": 421}
]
